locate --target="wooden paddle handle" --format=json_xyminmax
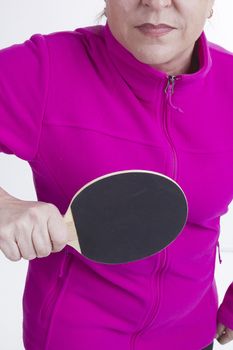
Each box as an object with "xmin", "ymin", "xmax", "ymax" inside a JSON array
[{"xmin": 63, "ymin": 207, "xmax": 82, "ymax": 253}]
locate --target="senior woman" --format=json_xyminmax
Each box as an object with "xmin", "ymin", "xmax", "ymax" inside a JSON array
[{"xmin": 1, "ymin": 0, "xmax": 233, "ymax": 349}]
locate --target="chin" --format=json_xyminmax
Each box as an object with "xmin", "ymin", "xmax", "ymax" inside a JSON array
[{"xmin": 133, "ymin": 50, "xmax": 166, "ymax": 66}]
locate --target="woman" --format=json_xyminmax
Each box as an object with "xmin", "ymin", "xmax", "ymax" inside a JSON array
[{"xmin": 0, "ymin": 0, "xmax": 233, "ymax": 349}]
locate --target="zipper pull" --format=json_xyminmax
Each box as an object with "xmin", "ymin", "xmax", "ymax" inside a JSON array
[
  {"xmin": 217, "ymin": 240, "xmax": 222, "ymax": 264},
  {"xmin": 164, "ymin": 75, "xmax": 176, "ymax": 95},
  {"xmin": 164, "ymin": 75, "xmax": 184, "ymax": 114}
]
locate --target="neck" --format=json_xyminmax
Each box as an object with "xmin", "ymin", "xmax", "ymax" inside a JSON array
[
  {"xmin": 149, "ymin": 41, "xmax": 199, "ymax": 76},
  {"xmin": 187, "ymin": 41, "xmax": 199, "ymax": 74}
]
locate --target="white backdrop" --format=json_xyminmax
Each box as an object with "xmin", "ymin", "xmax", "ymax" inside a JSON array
[{"xmin": 0, "ymin": 0, "xmax": 232, "ymax": 349}]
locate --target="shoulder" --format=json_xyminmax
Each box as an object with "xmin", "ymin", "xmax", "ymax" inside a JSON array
[
  {"xmin": 41, "ymin": 24, "xmax": 105, "ymax": 52},
  {"xmin": 207, "ymin": 39, "xmax": 233, "ymax": 66}
]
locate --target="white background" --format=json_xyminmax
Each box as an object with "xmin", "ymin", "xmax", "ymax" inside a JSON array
[{"xmin": 0, "ymin": 0, "xmax": 233, "ymax": 349}]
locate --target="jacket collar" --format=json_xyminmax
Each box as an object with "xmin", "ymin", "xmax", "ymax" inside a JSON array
[{"xmin": 102, "ymin": 20, "xmax": 212, "ymax": 104}]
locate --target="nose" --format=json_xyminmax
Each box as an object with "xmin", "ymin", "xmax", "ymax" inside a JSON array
[{"xmin": 141, "ymin": 0, "xmax": 172, "ymax": 9}]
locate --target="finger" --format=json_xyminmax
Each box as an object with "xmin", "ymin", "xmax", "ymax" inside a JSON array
[
  {"xmin": 31, "ymin": 225, "xmax": 52, "ymax": 258},
  {"xmin": 216, "ymin": 322, "xmax": 226, "ymax": 338},
  {"xmin": 217, "ymin": 327, "xmax": 233, "ymax": 345},
  {"xmin": 15, "ymin": 229, "xmax": 37, "ymax": 260},
  {"xmin": 0, "ymin": 240, "xmax": 22, "ymax": 261}
]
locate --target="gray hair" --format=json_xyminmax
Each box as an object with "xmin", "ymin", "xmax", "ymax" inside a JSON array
[{"xmin": 95, "ymin": 8, "xmax": 106, "ymax": 24}]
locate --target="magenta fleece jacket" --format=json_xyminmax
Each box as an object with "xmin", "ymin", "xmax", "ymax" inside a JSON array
[{"xmin": 1, "ymin": 21, "xmax": 233, "ymax": 350}]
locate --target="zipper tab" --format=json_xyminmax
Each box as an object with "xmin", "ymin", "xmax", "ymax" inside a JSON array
[
  {"xmin": 217, "ymin": 240, "xmax": 222, "ymax": 264},
  {"xmin": 164, "ymin": 75, "xmax": 184, "ymax": 114},
  {"xmin": 164, "ymin": 75, "xmax": 176, "ymax": 95}
]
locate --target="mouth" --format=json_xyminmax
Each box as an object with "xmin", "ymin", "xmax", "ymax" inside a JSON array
[
  {"xmin": 135, "ymin": 23, "xmax": 176, "ymax": 37},
  {"xmin": 135, "ymin": 23, "xmax": 176, "ymax": 29}
]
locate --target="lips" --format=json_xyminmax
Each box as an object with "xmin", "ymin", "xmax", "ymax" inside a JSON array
[
  {"xmin": 136, "ymin": 23, "xmax": 175, "ymax": 37},
  {"xmin": 136, "ymin": 23, "xmax": 174, "ymax": 29}
]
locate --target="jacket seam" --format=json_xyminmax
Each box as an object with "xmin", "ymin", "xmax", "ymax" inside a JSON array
[
  {"xmin": 30, "ymin": 152, "xmax": 70, "ymax": 203},
  {"xmin": 42, "ymin": 122, "xmax": 165, "ymax": 149},
  {"xmin": 30, "ymin": 34, "xmax": 51, "ymax": 162}
]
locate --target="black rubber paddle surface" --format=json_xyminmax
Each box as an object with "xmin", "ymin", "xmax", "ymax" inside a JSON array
[{"xmin": 69, "ymin": 170, "xmax": 188, "ymax": 264}]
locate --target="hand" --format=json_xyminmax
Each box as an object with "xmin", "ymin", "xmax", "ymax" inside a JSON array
[
  {"xmin": 215, "ymin": 322, "xmax": 233, "ymax": 345},
  {"xmin": 0, "ymin": 192, "xmax": 69, "ymax": 261}
]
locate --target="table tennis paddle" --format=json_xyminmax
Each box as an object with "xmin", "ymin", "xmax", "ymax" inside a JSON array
[{"xmin": 63, "ymin": 169, "xmax": 188, "ymax": 264}]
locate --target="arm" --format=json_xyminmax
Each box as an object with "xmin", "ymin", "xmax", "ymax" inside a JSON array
[{"xmin": 0, "ymin": 33, "xmax": 49, "ymax": 161}]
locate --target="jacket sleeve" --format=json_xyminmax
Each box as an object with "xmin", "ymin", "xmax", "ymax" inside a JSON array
[
  {"xmin": 0, "ymin": 33, "xmax": 49, "ymax": 161},
  {"xmin": 217, "ymin": 282, "xmax": 233, "ymax": 330}
]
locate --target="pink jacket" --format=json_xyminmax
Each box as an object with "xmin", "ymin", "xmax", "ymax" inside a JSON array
[{"xmin": 1, "ymin": 21, "xmax": 233, "ymax": 349}]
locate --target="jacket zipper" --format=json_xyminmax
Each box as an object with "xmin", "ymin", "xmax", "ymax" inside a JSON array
[
  {"xmin": 131, "ymin": 75, "xmax": 180, "ymax": 348},
  {"xmin": 163, "ymin": 75, "xmax": 179, "ymax": 179},
  {"xmin": 164, "ymin": 77, "xmax": 223, "ymax": 267},
  {"xmin": 130, "ymin": 249, "xmax": 167, "ymax": 349}
]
